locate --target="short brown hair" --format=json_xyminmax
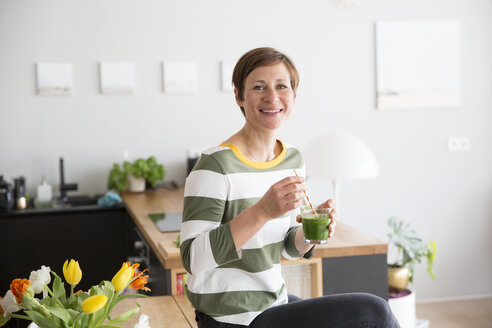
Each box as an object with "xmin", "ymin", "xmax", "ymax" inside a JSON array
[{"xmin": 232, "ymin": 47, "xmax": 299, "ymax": 115}]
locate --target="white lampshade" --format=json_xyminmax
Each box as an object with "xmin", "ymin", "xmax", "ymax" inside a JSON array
[
  {"xmin": 304, "ymin": 133, "xmax": 379, "ymax": 180},
  {"xmin": 303, "ymin": 133, "xmax": 380, "ymax": 218}
]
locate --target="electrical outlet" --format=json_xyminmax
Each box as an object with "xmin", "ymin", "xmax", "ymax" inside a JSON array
[
  {"xmin": 447, "ymin": 137, "xmax": 470, "ymax": 152},
  {"xmin": 123, "ymin": 149, "xmax": 130, "ymax": 160}
]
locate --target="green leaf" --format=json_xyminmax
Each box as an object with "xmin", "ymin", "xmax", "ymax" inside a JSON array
[
  {"xmin": 426, "ymin": 240, "xmax": 437, "ymax": 279},
  {"xmin": 107, "ymin": 294, "xmax": 144, "ymax": 320},
  {"xmin": 39, "ymin": 297, "xmax": 56, "ymax": 307},
  {"xmin": 102, "ymin": 281, "xmax": 115, "ymax": 300},
  {"xmin": 91, "ymin": 305, "xmax": 109, "ymax": 328},
  {"xmin": 45, "ymin": 306, "xmax": 72, "ymax": 324},
  {"xmin": 71, "ymin": 292, "xmax": 89, "ymax": 311},
  {"xmin": 78, "ymin": 313, "xmax": 91, "ymax": 328},
  {"xmin": 0, "ymin": 315, "xmax": 9, "ymax": 327},
  {"xmin": 116, "ymin": 293, "xmax": 149, "ymax": 303},
  {"xmin": 25, "ymin": 310, "xmax": 59, "ymax": 328},
  {"xmin": 107, "ymin": 292, "xmax": 148, "ymax": 317},
  {"xmin": 108, "ymin": 163, "xmax": 128, "ymax": 192},
  {"xmin": 105, "ymin": 305, "xmax": 140, "ymax": 325},
  {"xmin": 67, "ymin": 309, "xmax": 80, "ymax": 320},
  {"xmin": 86, "ymin": 292, "xmax": 112, "ymax": 327},
  {"xmin": 51, "ymin": 271, "xmax": 67, "ymax": 306},
  {"xmin": 22, "ymin": 293, "xmax": 39, "ymax": 309},
  {"xmin": 388, "ymin": 216, "xmax": 437, "ymax": 282},
  {"xmin": 87, "ymin": 282, "xmax": 117, "ymax": 328},
  {"xmin": 89, "ymin": 286, "xmax": 104, "ymax": 296}
]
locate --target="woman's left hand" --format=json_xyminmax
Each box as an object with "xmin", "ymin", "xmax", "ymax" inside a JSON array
[{"xmin": 296, "ymin": 199, "xmax": 337, "ymax": 238}]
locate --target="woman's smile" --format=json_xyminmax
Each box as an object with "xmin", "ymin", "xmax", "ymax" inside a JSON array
[
  {"xmin": 260, "ymin": 108, "xmax": 283, "ymax": 115},
  {"xmin": 237, "ymin": 63, "xmax": 296, "ymax": 132}
]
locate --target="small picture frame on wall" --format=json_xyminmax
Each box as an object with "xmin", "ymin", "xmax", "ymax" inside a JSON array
[
  {"xmin": 162, "ymin": 61, "xmax": 198, "ymax": 93},
  {"xmin": 99, "ymin": 62, "xmax": 135, "ymax": 94},
  {"xmin": 36, "ymin": 63, "xmax": 73, "ymax": 96}
]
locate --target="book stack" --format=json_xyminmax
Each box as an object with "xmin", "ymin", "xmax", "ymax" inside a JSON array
[{"xmin": 176, "ymin": 273, "xmax": 188, "ymax": 295}]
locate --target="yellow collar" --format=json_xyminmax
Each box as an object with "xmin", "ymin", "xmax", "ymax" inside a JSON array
[{"xmin": 220, "ymin": 140, "xmax": 287, "ymax": 169}]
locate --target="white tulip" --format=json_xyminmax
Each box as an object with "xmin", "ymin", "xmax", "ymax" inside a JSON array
[
  {"xmin": 29, "ymin": 265, "xmax": 51, "ymax": 294},
  {"xmin": 0, "ymin": 290, "xmax": 21, "ymax": 316}
]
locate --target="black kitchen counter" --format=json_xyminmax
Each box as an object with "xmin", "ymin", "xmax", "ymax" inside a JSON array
[{"xmin": 0, "ymin": 202, "xmax": 124, "ymax": 218}]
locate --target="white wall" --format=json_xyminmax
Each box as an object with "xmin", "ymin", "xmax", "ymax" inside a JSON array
[{"xmin": 1, "ymin": 0, "xmax": 491, "ymax": 301}]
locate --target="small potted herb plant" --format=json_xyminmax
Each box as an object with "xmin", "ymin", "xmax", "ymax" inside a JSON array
[{"xmin": 107, "ymin": 156, "xmax": 166, "ymax": 192}]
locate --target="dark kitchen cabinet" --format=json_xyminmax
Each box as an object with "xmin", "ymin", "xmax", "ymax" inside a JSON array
[
  {"xmin": 0, "ymin": 206, "xmax": 131, "ymax": 296},
  {"xmin": 0, "ymin": 205, "xmax": 170, "ymax": 328}
]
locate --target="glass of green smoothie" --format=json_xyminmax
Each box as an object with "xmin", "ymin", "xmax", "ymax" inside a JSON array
[{"xmin": 301, "ymin": 207, "xmax": 331, "ymax": 244}]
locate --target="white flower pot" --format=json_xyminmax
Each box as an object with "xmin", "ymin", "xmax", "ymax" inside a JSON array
[
  {"xmin": 388, "ymin": 289, "xmax": 415, "ymax": 328},
  {"xmin": 128, "ymin": 175, "xmax": 146, "ymax": 192}
]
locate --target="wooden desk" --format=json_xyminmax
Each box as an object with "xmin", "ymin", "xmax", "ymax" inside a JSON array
[
  {"xmin": 113, "ymin": 295, "xmax": 192, "ymax": 327},
  {"xmin": 122, "ymin": 187, "xmax": 388, "ymax": 299},
  {"xmin": 173, "ymin": 295, "xmax": 198, "ymax": 328}
]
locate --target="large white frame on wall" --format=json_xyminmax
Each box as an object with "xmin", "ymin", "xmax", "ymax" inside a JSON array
[{"xmin": 375, "ymin": 19, "xmax": 461, "ymax": 110}]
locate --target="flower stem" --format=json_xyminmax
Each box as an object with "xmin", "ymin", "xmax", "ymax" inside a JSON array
[
  {"xmin": 10, "ymin": 313, "xmax": 31, "ymax": 320},
  {"xmin": 56, "ymin": 298, "xmax": 65, "ymax": 308},
  {"xmin": 73, "ymin": 312, "xmax": 83, "ymax": 326}
]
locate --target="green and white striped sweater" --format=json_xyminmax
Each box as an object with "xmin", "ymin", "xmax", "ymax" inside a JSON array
[{"xmin": 180, "ymin": 140, "xmax": 309, "ymax": 326}]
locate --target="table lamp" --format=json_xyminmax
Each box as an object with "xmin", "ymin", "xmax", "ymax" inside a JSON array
[{"xmin": 303, "ymin": 133, "xmax": 380, "ymax": 219}]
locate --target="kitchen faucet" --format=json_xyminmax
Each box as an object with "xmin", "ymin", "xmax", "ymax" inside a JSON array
[{"xmin": 59, "ymin": 157, "xmax": 78, "ymax": 202}]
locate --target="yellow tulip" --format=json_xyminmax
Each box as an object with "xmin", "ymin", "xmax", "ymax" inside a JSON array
[
  {"xmin": 81, "ymin": 294, "xmax": 107, "ymax": 314},
  {"xmin": 111, "ymin": 262, "xmax": 134, "ymax": 292},
  {"xmin": 63, "ymin": 259, "xmax": 82, "ymax": 286}
]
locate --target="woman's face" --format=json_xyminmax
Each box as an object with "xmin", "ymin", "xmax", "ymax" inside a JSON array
[{"xmin": 236, "ymin": 63, "xmax": 296, "ymax": 133}]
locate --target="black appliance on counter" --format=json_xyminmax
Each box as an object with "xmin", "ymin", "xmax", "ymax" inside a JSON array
[
  {"xmin": 13, "ymin": 176, "xmax": 26, "ymax": 209},
  {"xmin": 0, "ymin": 175, "xmax": 14, "ymax": 213},
  {"xmin": 59, "ymin": 157, "xmax": 78, "ymax": 203}
]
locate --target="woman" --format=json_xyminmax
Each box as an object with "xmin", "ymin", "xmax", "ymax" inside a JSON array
[{"xmin": 180, "ymin": 47, "xmax": 399, "ymax": 328}]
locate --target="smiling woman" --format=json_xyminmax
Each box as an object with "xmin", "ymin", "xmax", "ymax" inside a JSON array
[
  {"xmin": 232, "ymin": 47, "xmax": 299, "ymax": 118},
  {"xmin": 236, "ymin": 63, "xmax": 295, "ymax": 133},
  {"xmin": 178, "ymin": 47, "xmax": 399, "ymax": 328}
]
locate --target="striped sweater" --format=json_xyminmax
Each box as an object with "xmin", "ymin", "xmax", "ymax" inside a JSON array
[{"xmin": 180, "ymin": 140, "xmax": 309, "ymax": 326}]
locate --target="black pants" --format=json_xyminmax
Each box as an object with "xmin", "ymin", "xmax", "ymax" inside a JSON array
[{"xmin": 195, "ymin": 293, "xmax": 400, "ymax": 328}]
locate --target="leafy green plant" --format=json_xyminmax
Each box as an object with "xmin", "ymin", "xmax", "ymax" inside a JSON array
[
  {"xmin": 107, "ymin": 163, "xmax": 128, "ymax": 192},
  {"xmin": 387, "ymin": 216, "xmax": 436, "ymax": 283},
  {"xmin": 107, "ymin": 156, "xmax": 166, "ymax": 192}
]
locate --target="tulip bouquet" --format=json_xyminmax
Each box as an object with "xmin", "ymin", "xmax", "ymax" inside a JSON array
[{"xmin": 0, "ymin": 259, "xmax": 150, "ymax": 328}]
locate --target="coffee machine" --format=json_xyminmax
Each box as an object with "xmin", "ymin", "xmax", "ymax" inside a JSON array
[{"xmin": 0, "ymin": 175, "xmax": 14, "ymax": 213}]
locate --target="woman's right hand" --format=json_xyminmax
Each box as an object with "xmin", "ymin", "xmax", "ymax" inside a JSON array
[{"xmin": 254, "ymin": 176, "xmax": 306, "ymax": 220}]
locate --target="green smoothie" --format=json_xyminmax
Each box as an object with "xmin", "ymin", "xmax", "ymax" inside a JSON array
[{"xmin": 301, "ymin": 209, "xmax": 331, "ymax": 244}]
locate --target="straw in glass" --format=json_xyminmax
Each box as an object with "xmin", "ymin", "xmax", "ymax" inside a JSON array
[{"xmin": 294, "ymin": 170, "xmax": 317, "ymax": 215}]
